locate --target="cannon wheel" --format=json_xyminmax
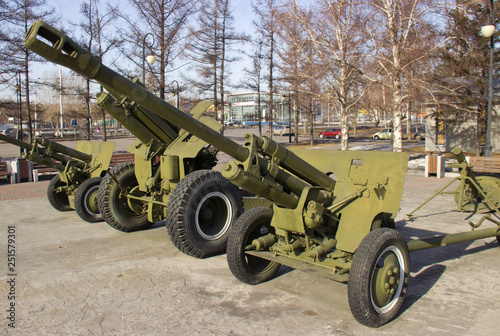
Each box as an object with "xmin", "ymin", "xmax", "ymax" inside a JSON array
[
  {"xmin": 348, "ymin": 228, "xmax": 410, "ymax": 328},
  {"xmin": 454, "ymin": 176, "xmax": 500, "ymax": 213},
  {"xmin": 97, "ymin": 162, "xmax": 151, "ymax": 232},
  {"xmin": 227, "ymin": 207, "xmax": 281, "ymax": 284},
  {"xmin": 165, "ymin": 170, "xmax": 243, "ymax": 258},
  {"xmin": 47, "ymin": 175, "xmax": 72, "ymax": 211},
  {"xmin": 74, "ymin": 177, "xmax": 103, "ymax": 223}
]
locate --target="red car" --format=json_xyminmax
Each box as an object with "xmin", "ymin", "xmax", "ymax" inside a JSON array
[{"xmin": 319, "ymin": 128, "xmax": 341, "ymax": 139}]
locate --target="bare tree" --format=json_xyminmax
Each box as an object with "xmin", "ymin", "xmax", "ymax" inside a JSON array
[
  {"xmin": 292, "ymin": 0, "xmax": 371, "ymax": 149},
  {"xmin": 0, "ymin": 0, "xmax": 14, "ymax": 84},
  {"xmin": 275, "ymin": 0, "xmax": 309, "ymax": 143},
  {"xmin": 242, "ymin": 36, "xmax": 265, "ymax": 136},
  {"xmin": 431, "ymin": 1, "xmax": 498, "ymax": 155},
  {"xmin": 186, "ymin": 0, "xmax": 247, "ymax": 128},
  {"xmin": 254, "ymin": 0, "xmax": 282, "ymax": 140},
  {"xmin": 126, "ymin": 0, "xmax": 195, "ymax": 99},
  {"xmin": 77, "ymin": 0, "xmax": 120, "ymax": 140},
  {"xmin": 367, "ymin": 0, "xmax": 447, "ymax": 152},
  {"xmin": 365, "ymin": 79, "xmax": 392, "ymax": 127},
  {"xmin": 6, "ymin": 0, "xmax": 55, "ymax": 140}
]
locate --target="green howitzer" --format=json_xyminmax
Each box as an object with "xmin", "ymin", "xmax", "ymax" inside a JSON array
[
  {"xmin": 25, "ymin": 20, "xmax": 500, "ymax": 327},
  {"xmin": 24, "ymin": 20, "xmax": 254, "ymax": 260},
  {"xmin": 407, "ymin": 147, "xmax": 500, "ymax": 218},
  {"xmin": 0, "ymin": 132, "xmax": 115, "ymax": 222}
]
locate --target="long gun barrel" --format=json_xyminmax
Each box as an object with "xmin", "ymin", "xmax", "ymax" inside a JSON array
[
  {"xmin": 0, "ymin": 133, "xmax": 35, "ymax": 152},
  {"xmin": 24, "ymin": 23, "xmax": 179, "ymax": 152},
  {"xmin": 0, "ymin": 132, "xmax": 90, "ymax": 170},
  {"xmin": 24, "ymin": 20, "xmax": 335, "ymax": 207}
]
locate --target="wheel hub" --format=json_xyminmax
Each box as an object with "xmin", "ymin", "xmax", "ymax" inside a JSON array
[
  {"xmin": 195, "ymin": 191, "xmax": 232, "ymax": 240},
  {"xmin": 126, "ymin": 186, "xmax": 146, "ymax": 213},
  {"xmin": 84, "ymin": 186, "xmax": 100, "ymax": 215},
  {"xmin": 370, "ymin": 246, "xmax": 405, "ymax": 314},
  {"xmin": 199, "ymin": 206, "xmax": 213, "ymax": 222}
]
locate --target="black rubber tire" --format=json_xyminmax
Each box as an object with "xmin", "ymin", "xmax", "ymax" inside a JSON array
[
  {"xmin": 165, "ymin": 170, "xmax": 243, "ymax": 258},
  {"xmin": 97, "ymin": 162, "xmax": 151, "ymax": 232},
  {"xmin": 47, "ymin": 175, "xmax": 72, "ymax": 211},
  {"xmin": 319, "ymin": 133, "xmax": 324, "ymax": 139},
  {"xmin": 348, "ymin": 228, "xmax": 410, "ymax": 328},
  {"xmin": 74, "ymin": 177, "xmax": 103, "ymax": 223},
  {"xmin": 374, "ymin": 135, "xmax": 380, "ymax": 140},
  {"xmin": 335, "ymin": 134, "xmax": 340, "ymax": 139},
  {"xmin": 227, "ymin": 207, "xmax": 281, "ymax": 285}
]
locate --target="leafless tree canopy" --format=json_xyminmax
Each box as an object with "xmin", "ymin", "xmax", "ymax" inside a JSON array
[{"xmin": 0, "ymin": 0, "xmax": 496, "ymax": 152}]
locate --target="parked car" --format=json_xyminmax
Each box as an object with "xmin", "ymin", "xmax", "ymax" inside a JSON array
[
  {"xmin": 35, "ymin": 129, "xmax": 56, "ymax": 137},
  {"xmin": 0, "ymin": 128, "xmax": 28, "ymax": 140},
  {"xmin": 372, "ymin": 128, "xmax": 392, "ymax": 140},
  {"xmin": 319, "ymin": 128, "xmax": 341, "ymax": 139},
  {"xmin": 224, "ymin": 120, "xmax": 243, "ymax": 127},
  {"xmin": 414, "ymin": 129, "xmax": 426, "ymax": 141},
  {"xmin": 273, "ymin": 125, "xmax": 294, "ymax": 136}
]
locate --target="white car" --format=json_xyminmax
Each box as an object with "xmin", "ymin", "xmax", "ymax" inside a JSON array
[{"xmin": 372, "ymin": 128, "xmax": 392, "ymax": 140}]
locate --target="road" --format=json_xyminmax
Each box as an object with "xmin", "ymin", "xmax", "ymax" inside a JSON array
[
  {"xmin": 0, "ymin": 125, "xmax": 424, "ymax": 160},
  {"xmin": 0, "ymin": 125, "xmax": 497, "ymax": 335}
]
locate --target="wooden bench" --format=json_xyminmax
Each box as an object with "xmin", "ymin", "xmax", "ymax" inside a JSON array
[
  {"xmin": 467, "ymin": 156, "xmax": 500, "ymax": 174},
  {"xmin": 33, "ymin": 162, "xmax": 59, "ymax": 175},
  {"xmin": 32, "ymin": 161, "xmax": 59, "ymax": 182},
  {"xmin": 31, "ymin": 152, "xmax": 135, "ymax": 181},
  {"xmin": 0, "ymin": 160, "xmax": 15, "ymax": 184},
  {"xmin": 109, "ymin": 152, "xmax": 134, "ymax": 167}
]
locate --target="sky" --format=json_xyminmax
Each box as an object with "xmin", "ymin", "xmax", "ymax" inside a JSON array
[{"xmin": 25, "ymin": 0, "xmax": 257, "ymax": 102}]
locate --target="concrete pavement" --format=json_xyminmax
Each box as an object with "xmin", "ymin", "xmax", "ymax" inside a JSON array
[
  {"xmin": 0, "ymin": 173, "xmax": 499, "ymax": 335},
  {"xmin": 0, "ymin": 133, "xmax": 498, "ymax": 335}
]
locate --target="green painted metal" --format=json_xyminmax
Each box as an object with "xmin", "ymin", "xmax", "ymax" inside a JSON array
[
  {"xmin": 24, "ymin": 21, "xmax": 310, "ymax": 201},
  {"xmin": 0, "ymin": 132, "xmax": 115, "ymax": 211},
  {"xmin": 24, "ymin": 19, "xmax": 408, "ymax": 263},
  {"xmin": 25, "ymin": 20, "xmax": 500, "ymax": 327},
  {"xmin": 289, "ymin": 149, "xmax": 408, "ymax": 253},
  {"xmin": 407, "ymin": 224, "xmax": 500, "ymax": 251},
  {"xmin": 257, "ymin": 137, "xmax": 336, "ymax": 191},
  {"xmin": 0, "ymin": 132, "xmax": 114, "ymax": 179},
  {"xmin": 24, "ymin": 20, "xmax": 249, "ymax": 164},
  {"xmin": 97, "ymin": 92, "xmax": 168, "ymax": 152},
  {"xmin": 407, "ymin": 147, "xmax": 500, "ymax": 219},
  {"xmin": 245, "ymin": 250, "xmax": 349, "ymax": 282}
]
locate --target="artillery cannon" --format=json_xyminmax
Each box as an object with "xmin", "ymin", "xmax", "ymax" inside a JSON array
[
  {"xmin": 0, "ymin": 132, "xmax": 114, "ymax": 222},
  {"xmin": 25, "ymin": 20, "xmax": 500, "ymax": 327},
  {"xmin": 407, "ymin": 147, "xmax": 500, "ymax": 218},
  {"xmin": 24, "ymin": 20, "xmax": 251, "ymax": 259}
]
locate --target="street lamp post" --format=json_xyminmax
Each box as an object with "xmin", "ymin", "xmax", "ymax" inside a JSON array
[
  {"xmin": 288, "ymin": 91, "xmax": 292, "ymax": 143},
  {"xmin": 171, "ymin": 80, "xmax": 180, "ymax": 108},
  {"xmin": 14, "ymin": 75, "xmax": 23, "ymax": 155},
  {"xmin": 142, "ymin": 33, "xmax": 156, "ymax": 86},
  {"xmin": 482, "ymin": 0, "xmax": 495, "ymax": 157},
  {"xmin": 59, "ymin": 69, "xmax": 64, "ymax": 137},
  {"xmin": 283, "ymin": 91, "xmax": 292, "ymax": 143}
]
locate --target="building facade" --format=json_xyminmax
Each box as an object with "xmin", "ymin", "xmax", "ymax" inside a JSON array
[
  {"xmin": 227, "ymin": 92, "xmax": 296, "ymax": 124},
  {"xmin": 424, "ymin": 106, "xmax": 499, "ymax": 154}
]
